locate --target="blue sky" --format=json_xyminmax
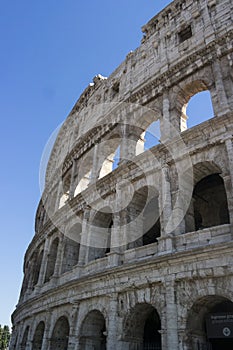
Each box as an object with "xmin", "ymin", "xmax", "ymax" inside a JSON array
[{"xmin": 0, "ymin": 0, "xmax": 213, "ymax": 327}]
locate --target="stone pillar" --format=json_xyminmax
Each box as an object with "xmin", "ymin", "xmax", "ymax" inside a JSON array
[
  {"xmin": 78, "ymin": 207, "xmax": 91, "ymax": 265},
  {"xmin": 36, "ymin": 237, "xmax": 51, "ymax": 287},
  {"xmin": 69, "ymin": 158, "xmax": 78, "ymax": 199},
  {"xmin": 212, "ymin": 59, "xmax": 230, "ymax": 116},
  {"xmin": 55, "ymin": 180, "xmax": 63, "ymax": 210},
  {"xmin": 119, "ymin": 124, "xmax": 142, "ymax": 163},
  {"xmin": 41, "ymin": 311, "xmax": 52, "ymax": 350},
  {"xmin": 119, "ymin": 123, "xmax": 129, "ymax": 163},
  {"xmin": 224, "ymin": 138, "xmax": 233, "ymax": 225},
  {"xmin": 158, "ymin": 164, "xmax": 174, "ymax": 254},
  {"xmin": 165, "ymin": 278, "xmax": 179, "ymax": 350},
  {"xmin": 225, "ymin": 138, "xmax": 233, "ymax": 190},
  {"xmin": 68, "ymin": 303, "xmax": 79, "ymax": 350},
  {"xmin": 160, "ymin": 165, "xmax": 173, "ymax": 236},
  {"xmin": 53, "ymin": 235, "xmax": 65, "ymax": 277},
  {"xmin": 185, "ymin": 198, "xmax": 195, "ymax": 233},
  {"xmin": 107, "ymin": 212, "xmax": 123, "ymax": 267},
  {"xmin": 90, "ymin": 143, "xmax": 99, "ymax": 183},
  {"xmin": 127, "ymin": 207, "xmax": 143, "ymax": 249},
  {"xmin": 25, "ymin": 326, "xmax": 33, "ymax": 350},
  {"xmin": 107, "ymin": 295, "xmax": 119, "ymax": 350},
  {"xmin": 25, "ymin": 259, "xmax": 35, "ymax": 295},
  {"xmin": 161, "ymin": 91, "xmax": 171, "ymax": 142},
  {"xmin": 172, "ymin": 189, "xmax": 186, "ymax": 236}
]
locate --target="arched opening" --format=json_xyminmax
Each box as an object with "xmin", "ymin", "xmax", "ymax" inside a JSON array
[
  {"xmin": 62, "ymin": 223, "xmax": 82, "ymax": 273},
  {"xmin": 32, "ymin": 249, "xmax": 44, "ymax": 287},
  {"xmin": 178, "ymin": 81, "xmax": 214, "ymax": 131},
  {"xmin": 20, "ymin": 326, "xmax": 29, "ymax": 350},
  {"xmin": 137, "ymin": 120, "xmax": 161, "ymax": 155},
  {"xmin": 97, "ymin": 136, "xmax": 121, "ymax": 179},
  {"xmin": 44, "ymin": 237, "xmax": 59, "ymax": 283},
  {"xmin": 59, "ymin": 170, "xmax": 72, "ymax": 209},
  {"xmin": 143, "ymin": 196, "xmax": 161, "ymax": 246},
  {"xmin": 73, "ymin": 151, "xmax": 94, "ymax": 196},
  {"xmin": 123, "ymin": 303, "xmax": 161, "ymax": 349},
  {"xmin": 50, "ymin": 316, "xmax": 70, "ymax": 350},
  {"xmin": 79, "ymin": 310, "xmax": 106, "ymax": 350},
  {"xmin": 32, "ymin": 321, "xmax": 45, "ymax": 350},
  {"xmin": 88, "ymin": 207, "xmax": 113, "ymax": 262},
  {"xmin": 193, "ymin": 174, "xmax": 229, "ymax": 230},
  {"xmin": 98, "ymin": 146, "xmax": 120, "ymax": 179},
  {"xmin": 187, "ymin": 296, "xmax": 233, "ymax": 350},
  {"xmin": 186, "ymin": 91, "xmax": 214, "ymax": 129},
  {"xmin": 125, "ymin": 186, "xmax": 160, "ymax": 249},
  {"xmin": 74, "ymin": 170, "xmax": 91, "ymax": 196},
  {"xmin": 185, "ymin": 165, "xmax": 230, "ymax": 233}
]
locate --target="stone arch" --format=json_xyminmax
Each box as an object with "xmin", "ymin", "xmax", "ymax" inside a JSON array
[
  {"xmin": 186, "ymin": 295, "xmax": 233, "ymax": 350},
  {"xmin": 124, "ymin": 185, "xmax": 160, "ymax": 249},
  {"xmin": 44, "ymin": 237, "xmax": 59, "ymax": 283},
  {"xmin": 172, "ymin": 76, "xmax": 215, "ymax": 132},
  {"xmin": 132, "ymin": 104, "xmax": 162, "ymax": 131},
  {"xmin": 20, "ymin": 325, "xmax": 29, "ymax": 350},
  {"xmin": 98, "ymin": 134, "xmax": 121, "ymax": 179},
  {"xmin": 88, "ymin": 206, "xmax": 113, "ymax": 262},
  {"xmin": 32, "ymin": 247, "xmax": 44, "ymax": 287},
  {"xmin": 32, "ymin": 321, "xmax": 45, "ymax": 350},
  {"xmin": 186, "ymin": 91, "xmax": 214, "ymax": 128},
  {"xmin": 62, "ymin": 223, "xmax": 82, "ymax": 273},
  {"xmin": 74, "ymin": 151, "xmax": 93, "ymax": 196},
  {"xmin": 58, "ymin": 164, "xmax": 74, "ymax": 208},
  {"xmin": 123, "ymin": 303, "xmax": 161, "ymax": 350},
  {"xmin": 184, "ymin": 161, "xmax": 230, "ymax": 233},
  {"xmin": 50, "ymin": 316, "xmax": 70, "ymax": 350},
  {"xmin": 79, "ymin": 310, "xmax": 107, "ymax": 350},
  {"xmin": 136, "ymin": 120, "xmax": 161, "ymax": 155},
  {"xmin": 123, "ymin": 106, "xmax": 162, "ymax": 159}
]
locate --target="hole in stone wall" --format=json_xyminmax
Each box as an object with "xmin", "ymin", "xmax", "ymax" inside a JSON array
[
  {"xmin": 186, "ymin": 91, "xmax": 214, "ymax": 128},
  {"xmin": 178, "ymin": 25, "xmax": 192, "ymax": 43}
]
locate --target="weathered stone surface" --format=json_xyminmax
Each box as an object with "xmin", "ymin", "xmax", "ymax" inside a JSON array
[{"xmin": 10, "ymin": 0, "xmax": 233, "ymax": 349}]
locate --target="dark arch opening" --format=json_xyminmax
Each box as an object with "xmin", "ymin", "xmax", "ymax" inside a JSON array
[
  {"xmin": 143, "ymin": 308, "xmax": 161, "ymax": 348},
  {"xmin": 79, "ymin": 310, "xmax": 106, "ymax": 350},
  {"xmin": 44, "ymin": 237, "xmax": 59, "ymax": 283},
  {"xmin": 124, "ymin": 186, "xmax": 160, "ymax": 249},
  {"xmin": 62, "ymin": 223, "xmax": 82, "ymax": 273},
  {"xmin": 124, "ymin": 303, "xmax": 161, "ymax": 350},
  {"xmin": 187, "ymin": 296, "xmax": 233, "ymax": 350},
  {"xmin": 143, "ymin": 196, "xmax": 161, "ymax": 246},
  {"xmin": 185, "ymin": 173, "xmax": 229, "ymax": 233},
  {"xmin": 21, "ymin": 326, "xmax": 29, "ymax": 350},
  {"xmin": 50, "ymin": 316, "xmax": 69, "ymax": 350},
  {"xmin": 88, "ymin": 207, "xmax": 113, "ymax": 262},
  {"xmin": 32, "ymin": 249, "xmax": 44, "ymax": 287},
  {"xmin": 32, "ymin": 321, "xmax": 45, "ymax": 350}
]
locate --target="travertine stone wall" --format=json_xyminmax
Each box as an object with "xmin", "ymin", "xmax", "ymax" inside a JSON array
[{"xmin": 10, "ymin": 0, "xmax": 233, "ymax": 349}]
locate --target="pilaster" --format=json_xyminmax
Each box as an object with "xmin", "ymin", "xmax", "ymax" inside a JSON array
[{"xmin": 165, "ymin": 277, "xmax": 179, "ymax": 350}]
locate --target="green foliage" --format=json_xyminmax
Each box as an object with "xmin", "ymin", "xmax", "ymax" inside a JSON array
[{"xmin": 0, "ymin": 325, "xmax": 10, "ymax": 350}]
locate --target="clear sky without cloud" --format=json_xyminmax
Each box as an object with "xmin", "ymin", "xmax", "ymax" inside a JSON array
[{"xmin": 0, "ymin": 0, "xmax": 213, "ymax": 327}]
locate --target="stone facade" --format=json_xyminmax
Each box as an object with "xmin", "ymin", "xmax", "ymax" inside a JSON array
[{"xmin": 10, "ymin": 0, "xmax": 233, "ymax": 349}]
